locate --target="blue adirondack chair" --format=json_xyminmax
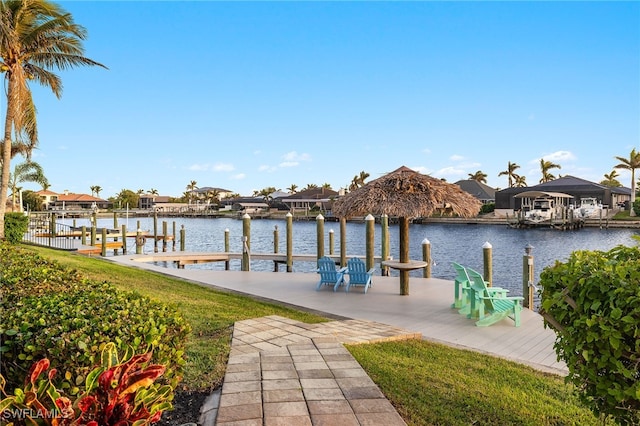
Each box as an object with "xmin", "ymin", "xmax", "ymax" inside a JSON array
[
  {"xmin": 466, "ymin": 268, "xmax": 523, "ymax": 327},
  {"xmin": 345, "ymin": 258, "xmax": 374, "ymax": 293},
  {"xmin": 316, "ymin": 256, "xmax": 347, "ymax": 291}
]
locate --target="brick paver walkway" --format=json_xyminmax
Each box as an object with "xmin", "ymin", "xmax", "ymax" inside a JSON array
[{"xmin": 200, "ymin": 315, "xmax": 421, "ymax": 425}]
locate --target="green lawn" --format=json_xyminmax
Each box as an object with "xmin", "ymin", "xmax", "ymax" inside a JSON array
[{"xmin": 22, "ymin": 245, "xmax": 609, "ymax": 425}]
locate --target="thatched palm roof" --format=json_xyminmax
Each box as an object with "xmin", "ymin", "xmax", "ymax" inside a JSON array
[{"xmin": 332, "ymin": 166, "xmax": 481, "ymax": 219}]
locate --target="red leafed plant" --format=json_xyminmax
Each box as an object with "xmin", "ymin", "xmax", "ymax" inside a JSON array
[{"xmin": 0, "ymin": 343, "xmax": 173, "ymax": 425}]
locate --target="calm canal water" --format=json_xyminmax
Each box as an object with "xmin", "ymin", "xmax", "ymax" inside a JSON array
[{"xmin": 68, "ymin": 216, "xmax": 639, "ymax": 298}]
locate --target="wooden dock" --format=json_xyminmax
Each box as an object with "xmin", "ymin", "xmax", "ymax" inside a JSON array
[
  {"xmin": 107, "ymin": 254, "xmax": 568, "ymax": 376},
  {"xmin": 129, "ymin": 251, "xmax": 382, "ymax": 270}
]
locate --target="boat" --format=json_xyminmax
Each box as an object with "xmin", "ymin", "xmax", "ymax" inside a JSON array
[
  {"xmin": 509, "ymin": 191, "xmax": 584, "ymax": 229},
  {"xmin": 572, "ymin": 197, "xmax": 603, "ymax": 219}
]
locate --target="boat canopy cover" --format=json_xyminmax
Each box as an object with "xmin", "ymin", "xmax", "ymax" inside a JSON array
[{"xmin": 514, "ymin": 191, "xmax": 574, "ymax": 199}]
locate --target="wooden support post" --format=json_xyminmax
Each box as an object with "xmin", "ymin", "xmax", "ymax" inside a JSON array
[
  {"xmin": 273, "ymin": 225, "xmax": 279, "ymax": 271},
  {"xmin": 399, "ymin": 217, "xmax": 410, "ymax": 295},
  {"xmin": 173, "ymin": 221, "xmax": 177, "ymax": 251},
  {"xmin": 286, "ymin": 213, "xmax": 293, "ymax": 272},
  {"xmin": 91, "ymin": 224, "xmax": 96, "ymax": 247},
  {"xmin": 101, "ymin": 228, "xmax": 107, "ymax": 257},
  {"xmin": 523, "ymin": 244, "xmax": 535, "ymax": 309},
  {"xmin": 381, "ymin": 214, "xmax": 389, "ymax": 276},
  {"xmin": 329, "ymin": 229, "xmax": 334, "ymax": 256},
  {"xmin": 162, "ymin": 221, "xmax": 168, "ymax": 252},
  {"xmin": 180, "ymin": 225, "xmax": 185, "ymax": 252},
  {"xmin": 153, "ymin": 213, "xmax": 158, "ymax": 253},
  {"xmin": 242, "ymin": 214, "xmax": 251, "ymax": 271},
  {"xmin": 81, "ymin": 226, "xmax": 87, "ymax": 246},
  {"xmin": 316, "ymin": 214, "xmax": 325, "ymax": 260},
  {"xmin": 113, "ymin": 212, "xmax": 118, "ymax": 229},
  {"xmin": 483, "ymin": 242, "xmax": 493, "ymax": 287},
  {"xmin": 422, "ymin": 238, "xmax": 431, "ymax": 278},
  {"xmin": 121, "ymin": 224, "xmax": 126, "ymax": 255},
  {"xmin": 340, "ymin": 217, "xmax": 347, "ymax": 268},
  {"xmin": 365, "ymin": 214, "xmax": 374, "ymax": 272},
  {"xmin": 136, "ymin": 228, "xmax": 143, "ymax": 255},
  {"xmin": 224, "ymin": 228, "xmax": 230, "ymax": 270}
]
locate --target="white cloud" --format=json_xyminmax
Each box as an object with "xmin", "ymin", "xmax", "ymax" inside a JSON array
[
  {"xmin": 422, "ymin": 148, "xmax": 431, "ymax": 155},
  {"xmin": 411, "ymin": 166, "xmax": 431, "ymax": 175},
  {"xmin": 543, "ymin": 150, "xmax": 576, "ymax": 162},
  {"xmin": 258, "ymin": 165, "xmax": 277, "ymax": 172},
  {"xmin": 213, "ymin": 163, "xmax": 235, "ymax": 172},
  {"xmin": 282, "ymin": 151, "xmax": 311, "ymax": 162},
  {"xmin": 188, "ymin": 163, "xmax": 210, "ymax": 171},
  {"xmin": 279, "ymin": 161, "xmax": 299, "ymax": 168},
  {"xmin": 230, "ymin": 173, "xmax": 245, "ymax": 180},
  {"xmin": 450, "ymin": 154, "xmax": 465, "ymax": 162}
]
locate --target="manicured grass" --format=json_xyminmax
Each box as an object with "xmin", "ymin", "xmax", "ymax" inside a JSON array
[
  {"xmin": 348, "ymin": 339, "xmax": 610, "ymax": 425},
  {"xmin": 22, "ymin": 245, "xmax": 606, "ymax": 424},
  {"xmin": 22, "ymin": 245, "xmax": 327, "ymax": 391}
]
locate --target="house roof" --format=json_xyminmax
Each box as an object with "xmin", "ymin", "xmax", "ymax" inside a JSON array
[
  {"xmin": 285, "ymin": 187, "xmax": 338, "ymax": 200},
  {"xmin": 454, "ymin": 180, "xmax": 496, "ymax": 201},
  {"xmin": 192, "ymin": 186, "xmax": 232, "ymax": 194},
  {"xmin": 35, "ymin": 190, "xmax": 59, "ymax": 196},
  {"xmin": 514, "ymin": 191, "xmax": 574, "ymax": 199},
  {"xmin": 56, "ymin": 193, "xmax": 107, "ymax": 202}
]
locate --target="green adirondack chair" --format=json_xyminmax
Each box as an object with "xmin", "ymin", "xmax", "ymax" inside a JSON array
[
  {"xmin": 345, "ymin": 258, "xmax": 374, "ymax": 293},
  {"xmin": 466, "ymin": 268, "xmax": 524, "ymax": 327},
  {"xmin": 316, "ymin": 256, "xmax": 347, "ymax": 291},
  {"xmin": 451, "ymin": 262, "xmax": 471, "ymax": 309},
  {"xmin": 456, "ymin": 264, "xmax": 509, "ymax": 317}
]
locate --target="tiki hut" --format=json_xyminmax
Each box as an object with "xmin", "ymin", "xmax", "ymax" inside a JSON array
[{"xmin": 332, "ymin": 166, "xmax": 482, "ymax": 295}]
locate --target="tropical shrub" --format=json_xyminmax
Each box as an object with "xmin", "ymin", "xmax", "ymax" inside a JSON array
[
  {"xmin": 3, "ymin": 213, "xmax": 29, "ymax": 244},
  {"xmin": 539, "ymin": 245, "xmax": 640, "ymax": 425},
  {"xmin": 0, "ymin": 243, "xmax": 190, "ymax": 397},
  {"xmin": 0, "ymin": 344, "xmax": 172, "ymax": 425},
  {"xmin": 480, "ymin": 202, "xmax": 495, "ymax": 214}
]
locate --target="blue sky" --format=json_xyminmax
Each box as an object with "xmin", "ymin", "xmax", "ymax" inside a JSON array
[{"xmin": 20, "ymin": 1, "xmax": 640, "ymax": 199}]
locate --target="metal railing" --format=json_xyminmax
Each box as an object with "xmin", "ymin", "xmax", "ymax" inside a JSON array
[{"xmin": 23, "ymin": 214, "xmax": 84, "ymax": 251}]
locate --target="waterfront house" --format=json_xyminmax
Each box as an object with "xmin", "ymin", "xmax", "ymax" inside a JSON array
[
  {"xmin": 454, "ymin": 180, "xmax": 496, "ymax": 205},
  {"xmin": 494, "ymin": 175, "xmax": 631, "ymax": 217},
  {"xmin": 280, "ymin": 187, "xmax": 339, "ymax": 217},
  {"xmin": 38, "ymin": 190, "xmax": 109, "ymax": 211}
]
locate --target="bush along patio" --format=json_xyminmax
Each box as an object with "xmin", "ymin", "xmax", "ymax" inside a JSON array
[
  {"xmin": 540, "ymin": 244, "xmax": 640, "ymax": 425},
  {"xmin": 0, "ymin": 242, "xmax": 191, "ymax": 424}
]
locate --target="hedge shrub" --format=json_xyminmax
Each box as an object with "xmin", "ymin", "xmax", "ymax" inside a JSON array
[
  {"xmin": 539, "ymin": 245, "xmax": 640, "ymax": 425},
  {"xmin": 3, "ymin": 212, "xmax": 29, "ymax": 244},
  {"xmin": 0, "ymin": 243, "xmax": 191, "ymax": 396}
]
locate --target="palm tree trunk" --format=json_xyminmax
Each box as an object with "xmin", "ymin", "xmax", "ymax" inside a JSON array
[
  {"xmin": 0, "ymin": 76, "xmax": 18, "ymax": 240},
  {"xmin": 631, "ymin": 170, "xmax": 636, "ymax": 217}
]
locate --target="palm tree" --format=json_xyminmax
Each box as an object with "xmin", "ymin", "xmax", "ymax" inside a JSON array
[
  {"xmin": 304, "ymin": 183, "xmax": 318, "ymax": 191},
  {"xmin": 8, "ymin": 160, "xmax": 48, "ymax": 211},
  {"xmin": 0, "ymin": 0, "xmax": 106, "ymax": 239},
  {"xmin": 498, "ymin": 162, "xmax": 521, "ymax": 188},
  {"xmin": 321, "ymin": 183, "xmax": 332, "ymax": 189},
  {"xmin": 614, "ymin": 148, "xmax": 640, "ymax": 216},
  {"xmin": 186, "ymin": 180, "xmax": 198, "ymax": 204},
  {"xmin": 349, "ymin": 170, "xmax": 370, "ymax": 191},
  {"xmin": 149, "ymin": 188, "xmax": 159, "ymax": 195},
  {"xmin": 468, "ymin": 170, "xmax": 487, "ymax": 183},
  {"xmin": 539, "ymin": 159, "xmax": 561, "ymax": 183},
  {"xmin": 287, "ymin": 184, "xmax": 298, "ymax": 194},
  {"xmin": 600, "ymin": 170, "xmax": 622, "ymax": 188},
  {"xmin": 513, "ymin": 175, "xmax": 527, "ymax": 187}
]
